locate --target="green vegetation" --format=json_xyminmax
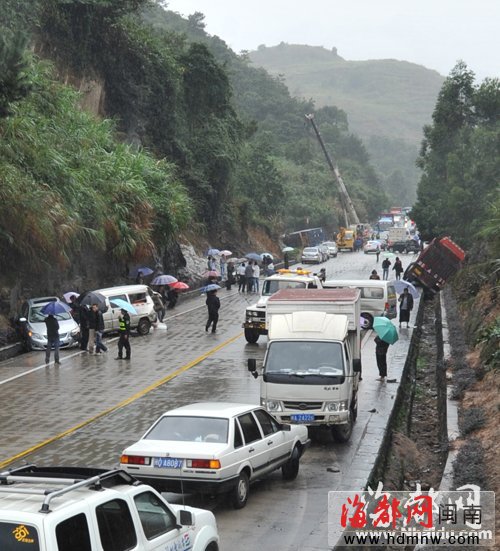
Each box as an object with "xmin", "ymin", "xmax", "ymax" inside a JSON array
[
  {"xmin": 0, "ymin": 54, "xmax": 191, "ymax": 278},
  {"xmin": 248, "ymin": 43, "xmax": 445, "ymax": 205}
]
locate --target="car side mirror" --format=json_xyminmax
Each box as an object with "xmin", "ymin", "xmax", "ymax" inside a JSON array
[
  {"xmin": 353, "ymin": 359, "xmax": 362, "ymax": 373},
  {"xmin": 177, "ymin": 509, "xmax": 193, "ymax": 527},
  {"xmin": 280, "ymin": 423, "xmax": 292, "ymax": 431}
]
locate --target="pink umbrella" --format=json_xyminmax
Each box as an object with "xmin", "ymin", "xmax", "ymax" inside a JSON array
[
  {"xmin": 203, "ymin": 270, "xmax": 220, "ymax": 278},
  {"xmin": 170, "ymin": 281, "xmax": 190, "ymax": 291}
]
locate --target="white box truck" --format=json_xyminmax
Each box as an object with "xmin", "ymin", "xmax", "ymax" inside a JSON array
[{"xmin": 248, "ymin": 288, "xmax": 361, "ymax": 442}]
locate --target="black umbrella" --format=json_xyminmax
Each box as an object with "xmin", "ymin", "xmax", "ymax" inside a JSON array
[{"xmin": 77, "ymin": 291, "xmax": 108, "ymax": 312}]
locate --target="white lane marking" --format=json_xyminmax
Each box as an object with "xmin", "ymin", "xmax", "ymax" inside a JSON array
[{"xmin": 0, "ymin": 292, "xmax": 242, "ymax": 385}]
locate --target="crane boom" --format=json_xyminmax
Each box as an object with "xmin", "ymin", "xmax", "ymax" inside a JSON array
[{"xmin": 305, "ymin": 113, "xmax": 360, "ymax": 226}]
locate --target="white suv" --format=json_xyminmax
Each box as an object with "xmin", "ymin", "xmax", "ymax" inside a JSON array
[{"xmin": 0, "ymin": 465, "xmax": 219, "ymax": 551}]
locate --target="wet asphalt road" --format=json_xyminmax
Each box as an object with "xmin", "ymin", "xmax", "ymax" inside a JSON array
[{"xmin": 0, "ymin": 251, "xmax": 418, "ymax": 550}]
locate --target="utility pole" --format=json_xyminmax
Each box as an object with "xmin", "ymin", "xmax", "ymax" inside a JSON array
[{"xmin": 305, "ymin": 114, "xmax": 360, "ymax": 227}]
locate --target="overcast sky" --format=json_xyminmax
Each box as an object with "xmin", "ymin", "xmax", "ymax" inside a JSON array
[{"xmin": 165, "ymin": 0, "xmax": 498, "ymax": 81}]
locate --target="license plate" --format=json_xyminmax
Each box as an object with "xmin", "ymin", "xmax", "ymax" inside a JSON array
[
  {"xmin": 290, "ymin": 413, "xmax": 315, "ymax": 423},
  {"xmin": 154, "ymin": 457, "xmax": 183, "ymax": 469}
]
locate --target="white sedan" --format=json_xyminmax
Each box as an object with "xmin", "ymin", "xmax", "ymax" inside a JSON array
[
  {"xmin": 363, "ymin": 240, "xmax": 381, "ymax": 254},
  {"xmin": 120, "ymin": 402, "xmax": 310, "ymax": 509}
]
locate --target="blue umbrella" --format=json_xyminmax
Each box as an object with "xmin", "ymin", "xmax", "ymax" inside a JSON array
[
  {"xmin": 393, "ymin": 279, "xmax": 420, "ymax": 298},
  {"xmin": 207, "ymin": 248, "xmax": 220, "ymax": 256},
  {"xmin": 245, "ymin": 253, "xmax": 262, "ymax": 262},
  {"xmin": 41, "ymin": 301, "xmax": 71, "ymax": 316},
  {"xmin": 373, "ymin": 317, "xmax": 399, "ymax": 344},
  {"xmin": 109, "ymin": 298, "xmax": 137, "ymax": 315},
  {"xmin": 130, "ymin": 267, "xmax": 154, "ymax": 277},
  {"xmin": 200, "ymin": 284, "xmax": 221, "ymax": 293}
]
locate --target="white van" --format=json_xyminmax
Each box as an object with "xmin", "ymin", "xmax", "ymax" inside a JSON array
[
  {"xmin": 95, "ymin": 285, "xmax": 157, "ymax": 335},
  {"xmin": 323, "ymin": 279, "xmax": 397, "ymax": 328}
]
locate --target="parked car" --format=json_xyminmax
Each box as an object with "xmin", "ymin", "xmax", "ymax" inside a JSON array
[
  {"xmin": 0, "ymin": 465, "xmax": 219, "ymax": 551},
  {"xmin": 363, "ymin": 240, "xmax": 382, "ymax": 254},
  {"xmin": 322, "ymin": 241, "xmax": 338, "ymax": 258},
  {"xmin": 120, "ymin": 402, "xmax": 310, "ymax": 509},
  {"xmin": 389, "ymin": 240, "xmax": 421, "ymax": 254},
  {"xmin": 19, "ymin": 297, "xmax": 80, "ymax": 351},
  {"xmin": 301, "ymin": 247, "xmax": 323, "ymax": 264},
  {"xmin": 95, "ymin": 285, "xmax": 157, "ymax": 335},
  {"xmin": 318, "ymin": 244, "xmax": 329, "ymax": 262}
]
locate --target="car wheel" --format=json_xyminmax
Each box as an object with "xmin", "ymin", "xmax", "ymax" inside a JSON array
[
  {"xmin": 360, "ymin": 313, "xmax": 374, "ymax": 329},
  {"xmin": 137, "ymin": 318, "xmax": 151, "ymax": 335},
  {"xmin": 282, "ymin": 445, "xmax": 301, "ymax": 480},
  {"xmin": 331, "ymin": 416, "xmax": 353, "ymax": 443},
  {"xmin": 244, "ymin": 328, "xmax": 259, "ymax": 344},
  {"xmin": 231, "ymin": 471, "xmax": 250, "ymax": 509},
  {"xmin": 204, "ymin": 543, "xmax": 219, "ymax": 551}
]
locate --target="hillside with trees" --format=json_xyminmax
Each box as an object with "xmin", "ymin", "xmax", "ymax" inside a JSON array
[
  {"xmin": 0, "ymin": 0, "xmax": 388, "ymax": 303},
  {"xmin": 249, "ymin": 43, "xmax": 445, "ymax": 205}
]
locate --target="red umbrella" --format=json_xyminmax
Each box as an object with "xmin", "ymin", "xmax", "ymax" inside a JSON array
[
  {"xmin": 170, "ymin": 281, "xmax": 190, "ymax": 291},
  {"xmin": 203, "ymin": 270, "xmax": 220, "ymax": 278}
]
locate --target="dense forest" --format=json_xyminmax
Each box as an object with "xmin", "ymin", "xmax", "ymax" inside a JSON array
[{"xmin": 0, "ymin": 0, "xmax": 389, "ymax": 294}]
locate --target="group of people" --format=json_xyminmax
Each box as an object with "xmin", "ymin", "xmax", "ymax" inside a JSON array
[
  {"xmin": 378, "ymin": 256, "xmax": 404, "ymax": 280},
  {"xmin": 374, "ymin": 287, "xmax": 414, "ymax": 382},
  {"xmin": 236, "ymin": 261, "xmax": 261, "ymax": 293}
]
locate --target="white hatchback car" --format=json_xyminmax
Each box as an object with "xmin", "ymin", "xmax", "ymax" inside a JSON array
[{"xmin": 120, "ymin": 403, "xmax": 310, "ymax": 509}]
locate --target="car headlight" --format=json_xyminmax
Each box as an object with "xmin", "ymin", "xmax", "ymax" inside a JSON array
[
  {"xmin": 265, "ymin": 400, "xmax": 282, "ymax": 412},
  {"xmin": 71, "ymin": 328, "xmax": 80, "ymax": 337},
  {"xmin": 326, "ymin": 400, "xmax": 348, "ymax": 412}
]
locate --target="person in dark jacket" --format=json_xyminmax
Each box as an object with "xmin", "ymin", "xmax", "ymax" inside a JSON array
[
  {"xmin": 115, "ymin": 309, "xmax": 131, "ymax": 360},
  {"xmin": 381, "ymin": 258, "xmax": 391, "ymax": 280},
  {"xmin": 91, "ymin": 303, "xmax": 108, "ymax": 354},
  {"xmin": 44, "ymin": 314, "xmax": 60, "ymax": 364},
  {"xmin": 79, "ymin": 305, "xmax": 90, "ymax": 351},
  {"xmin": 369, "ymin": 270, "xmax": 381, "ymax": 280},
  {"xmin": 205, "ymin": 290, "xmax": 220, "ymax": 333},
  {"xmin": 392, "ymin": 257, "xmax": 404, "ymax": 280},
  {"xmin": 374, "ymin": 336, "xmax": 390, "ymax": 381},
  {"xmin": 398, "ymin": 288, "xmax": 414, "ymax": 328}
]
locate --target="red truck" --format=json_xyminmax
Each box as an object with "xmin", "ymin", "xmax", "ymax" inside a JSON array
[{"xmin": 404, "ymin": 237, "xmax": 465, "ymax": 294}]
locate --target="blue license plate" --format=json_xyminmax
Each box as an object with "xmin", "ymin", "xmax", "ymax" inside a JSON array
[
  {"xmin": 290, "ymin": 413, "xmax": 315, "ymax": 423},
  {"xmin": 154, "ymin": 457, "xmax": 183, "ymax": 469}
]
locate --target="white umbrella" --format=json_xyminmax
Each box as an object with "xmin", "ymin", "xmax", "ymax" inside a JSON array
[
  {"xmin": 220, "ymin": 250, "xmax": 232, "ymax": 256},
  {"xmin": 393, "ymin": 279, "xmax": 420, "ymax": 298},
  {"xmin": 282, "ymin": 247, "xmax": 294, "ymax": 253}
]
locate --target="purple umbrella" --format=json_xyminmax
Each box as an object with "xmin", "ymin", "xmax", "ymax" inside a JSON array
[{"xmin": 152, "ymin": 274, "xmax": 178, "ymax": 285}]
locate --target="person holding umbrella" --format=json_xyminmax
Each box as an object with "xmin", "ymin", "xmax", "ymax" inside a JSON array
[
  {"xmin": 398, "ymin": 287, "xmax": 414, "ymax": 328},
  {"xmin": 44, "ymin": 314, "xmax": 60, "ymax": 365},
  {"xmin": 374, "ymin": 336, "xmax": 390, "ymax": 381},
  {"xmin": 115, "ymin": 308, "xmax": 131, "ymax": 360},
  {"xmin": 91, "ymin": 303, "xmax": 108, "ymax": 354},
  {"xmin": 205, "ymin": 289, "xmax": 220, "ymax": 333}
]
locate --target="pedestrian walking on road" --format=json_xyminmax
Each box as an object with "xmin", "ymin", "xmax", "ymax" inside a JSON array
[
  {"xmin": 245, "ymin": 261, "xmax": 254, "ymax": 293},
  {"xmin": 376, "ymin": 247, "xmax": 380, "ymax": 262},
  {"xmin": 79, "ymin": 305, "xmax": 90, "ymax": 351},
  {"xmin": 226, "ymin": 262, "xmax": 235, "ymax": 290},
  {"xmin": 381, "ymin": 258, "xmax": 391, "ymax": 280},
  {"xmin": 220, "ymin": 255, "xmax": 226, "ymax": 279},
  {"xmin": 398, "ymin": 288, "xmax": 414, "ymax": 328},
  {"xmin": 369, "ymin": 270, "xmax": 381, "ymax": 280},
  {"xmin": 238, "ymin": 262, "xmax": 247, "ymax": 293},
  {"xmin": 44, "ymin": 314, "xmax": 60, "ymax": 365},
  {"xmin": 92, "ymin": 304, "xmax": 108, "ymax": 354},
  {"xmin": 88, "ymin": 304, "xmax": 98, "ymax": 354},
  {"xmin": 115, "ymin": 309, "xmax": 131, "ymax": 360},
  {"xmin": 393, "ymin": 257, "xmax": 404, "ymax": 280},
  {"xmin": 205, "ymin": 290, "xmax": 220, "ymax": 333},
  {"xmin": 284, "ymin": 252, "xmax": 290, "ymax": 269},
  {"xmin": 374, "ymin": 336, "xmax": 390, "ymax": 381}
]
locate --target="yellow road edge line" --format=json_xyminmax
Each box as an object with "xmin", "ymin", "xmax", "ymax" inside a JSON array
[{"xmin": 0, "ymin": 332, "xmax": 243, "ymax": 470}]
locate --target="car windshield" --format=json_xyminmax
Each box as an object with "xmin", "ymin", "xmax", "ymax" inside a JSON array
[
  {"xmin": 262, "ymin": 280, "xmax": 307, "ymax": 296},
  {"xmin": 265, "ymin": 341, "xmax": 345, "ymax": 376},
  {"xmin": 29, "ymin": 305, "xmax": 72, "ymax": 323},
  {"xmin": 303, "ymin": 248, "xmax": 318, "ymax": 253},
  {"xmin": 144, "ymin": 416, "xmax": 229, "ymax": 443}
]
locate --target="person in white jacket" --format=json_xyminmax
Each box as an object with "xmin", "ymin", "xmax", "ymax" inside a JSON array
[{"xmin": 253, "ymin": 262, "xmax": 260, "ymax": 293}]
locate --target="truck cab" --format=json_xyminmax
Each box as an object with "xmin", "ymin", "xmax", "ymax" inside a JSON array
[
  {"xmin": 243, "ymin": 269, "xmax": 323, "ymax": 343},
  {"xmin": 249, "ymin": 288, "xmax": 361, "ymax": 442}
]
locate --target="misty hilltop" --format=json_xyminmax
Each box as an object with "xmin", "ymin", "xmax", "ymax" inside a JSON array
[{"xmin": 249, "ymin": 43, "xmax": 445, "ymax": 144}]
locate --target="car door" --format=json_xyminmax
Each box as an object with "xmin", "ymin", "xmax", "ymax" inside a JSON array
[
  {"xmin": 253, "ymin": 409, "xmax": 291, "ymax": 468},
  {"xmin": 237, "ymin": 412, "xmax": 270, "ymax": 477},
  {"xmin": 132, "ymin": 490, "xmax": 190, "ymax": 551}
]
